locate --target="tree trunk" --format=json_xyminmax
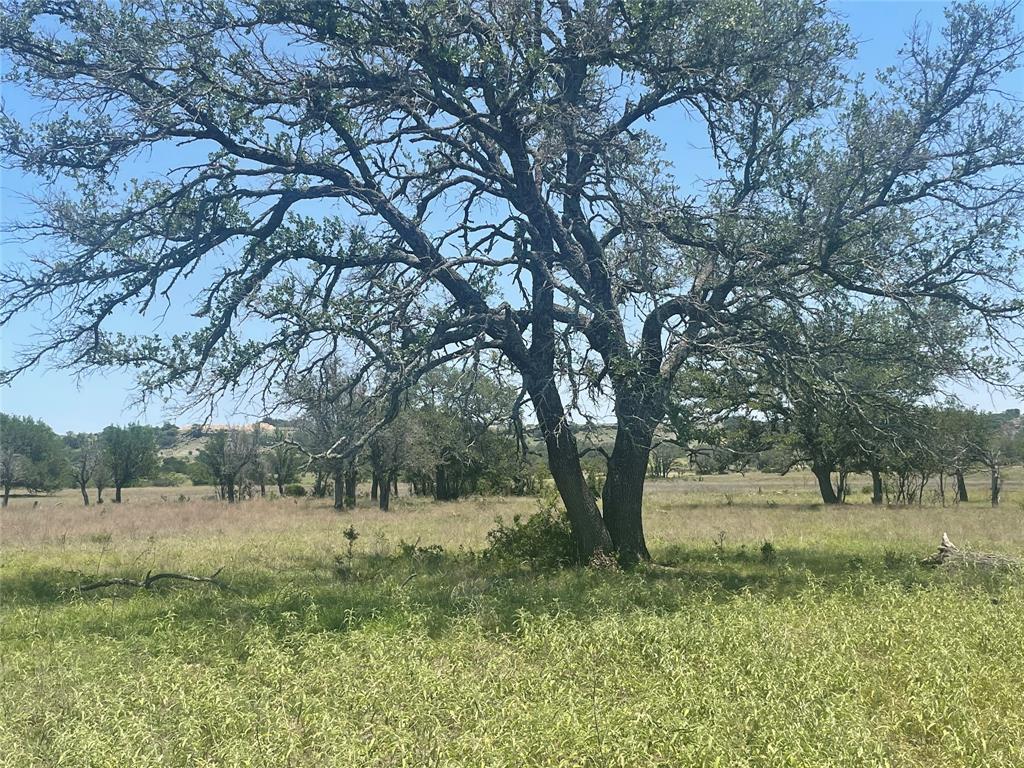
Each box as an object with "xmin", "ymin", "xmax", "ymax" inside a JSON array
[
  {"xmin": 114, "ymin": 484, "xmax": 123, "ymax": 503},
  {"xmin": 990, "ymin": 464, "xmax": 1001, "ymax": 507},
  {"xmin": 226, "ymin": 480, "xmax": 235, "ymax": 503},
  {"xmin": 313, "ymin": 470, "xmax": 328, "ymax": 498},
  {"xmin": 811, "ymin": 463, "xmax": 839, "ymax": 504},
  {"xmin": 392, "ymin": 474, "xmax": 398, "ymax": 496},
  {"xmin": 277, "ymin": 480, "xmax": 284, "ymax": 496},
  {"xmin": 837, "ymin": 469, "xmax": 850, "ymax": 503},
  {"xmin": 96, "ymin": 486, "xmax": 104, "ymax": 504},
  {"xmin": 870, "ymin": 468, "xmax": 883, "ymax": 505},
  {"xmin": 344, "ymin": 467, "xmax": 357, "ymax": 509},
  {"xmin": 80, "ymin": 481, "xmax": 91, "ymax": 507},
  {"xmin": 602, "ymin": 410, "xmax": 655, "ymax": 565},
  {"xmin": 435, "ymin": 464, "xmax": 463, "ymax": 501},
  {"xmin": 1, "ymin": 485, "xmax": 9, "ymax": 508},
  {"xmin": 435, "ymin": 465, "xmax": 447, "ymax": 500},
  {"xmin": 370, "ymin": 473, "xmax": 379, "ymax": 501},
  {"xmin": 379, "ymin": 475, "xmax": 391, "ymax": 511},
  {"xmin": 333, "ymin": 466, "xmax": 344, "ymax": 510},
  {"xmin": 955, "ymin": 469, "xmax": 968, "ymax": 502},
  {"xmin": 528, "ymin": 376, "xmax": 612, "ymax": 561}
]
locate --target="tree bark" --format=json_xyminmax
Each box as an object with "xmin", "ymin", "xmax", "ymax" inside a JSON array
[
  {"xmin": 955, "ymin": 469, "xmax": 969, "ymax": 502},
  {"xmin": 602, "ymin": 402, "xmax": 656, "ymax": 565},
  {"xmin": 80, "ymin": 481, "xmax": 91, "ymax": 507},
  {"xmin": 114, "ymin": 484, "xmax": 123, "ymax": 503},
  {"xmin": 528, "ymin": 376, "xmax": 612, "ymax": 561},
  {"xmin": 333, "ymin": 466, "xmax": 344, "ymax": 510},
  {"xmin": 870, "ymin": 468, "xmax": 883, "ymax": 505},
  {"xmin": 379, "ymin": 474, "xmax": 391, "ymax": 511},
  {"xmin": 811, "ymin": 463, "xmax": 839, "ymax": 504},
  {"xmin": 313, "ymin": 470, "xmax": 328, "ymax": 498},
  {"xmin": 990, "ymin": 464, "xmax": 1001, "ymax": 507},
  {"xmin": 836, "ymin": 469, "xmax": 850, "ymax": 503},
  {"xmin": 344, "ymin": 466, "xmax": 357, "ymax": 509},
  {"xmin": 1, "ymin": 485, "xmax": 9, "ymax": 508},
  {"xmin": 370, "ymin": 473, "xmax": 379, "ymax": 501}
]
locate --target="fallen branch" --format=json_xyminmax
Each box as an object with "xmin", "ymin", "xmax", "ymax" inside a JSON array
[
  {"xmin": 920, "ymin": 533, "xmax": 1021, "ymax": 571},
  {"xmin": 77, "ymin": 567, "xmax": 228, "ymax": 592}
]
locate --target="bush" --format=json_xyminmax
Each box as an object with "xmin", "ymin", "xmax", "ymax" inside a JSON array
[
  {"xmin": 283, "ymin": 483, "xmax": 307, "ymax": 497},
  {"xmin": 484, "ymin": 492, "xmax": 576, "ymax": 567},
  {"xmin": 144, "ymin": 472, "xmax": 186, "ymax": 487},
  {"xmin": 398, "ymin": 539, "xmax": 445, "ymax": 567}
]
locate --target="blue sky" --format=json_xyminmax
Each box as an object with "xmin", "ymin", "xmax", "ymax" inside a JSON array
[{"xmin": 1, "ymin": 0, "xmax": 1021, "ymax": 432}]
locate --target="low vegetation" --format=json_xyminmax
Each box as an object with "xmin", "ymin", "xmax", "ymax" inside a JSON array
[{"xmin": 2, "ymin": 471, "xmax": 1022, "ymax": 767}]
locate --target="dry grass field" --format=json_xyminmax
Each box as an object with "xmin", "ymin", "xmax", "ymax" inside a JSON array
[
  {"xmin": 2, "ymin": 469, "xmax": 1023, "ymax": 767},
  {"xmin": 5, "ymin": 468, "xmax": 1022, "ymax": 553}
]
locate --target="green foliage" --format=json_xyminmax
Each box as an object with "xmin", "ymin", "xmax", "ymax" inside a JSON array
[
  {"xmin": 184, "ymin": 459, "xmax": 216, "ymax": 486},
  {"xmin": 584, "ymin": 467, "xmax": 604, "ymax": 499},
  {"xmin": 267, "ymin": 430, "xmax": 302, "ymax": 491},
  {"xmin": 100, "ymin": 424, "xmax": 158, "ymax": 493},
  {"xmin": 145, "ymin": 473, "xmax": 185, "ymax": 488},
  {"xmin": 484, "ymin": 493, "xmax": 577, "ymax": 567},
  {"xmin": 397, "ymin": 539, "xmax": 445, "ymax": 568},
  {"xmin": 283, "ymin": 483, "xmax": 307, "ymax": 497},
  {"xmin": 0, "ymin": 413, "xmax": 67, "ymax": 500},
  {"xmin": 160, "ymin": 456, "xmax": 191, "ymax": 475},
  {"xmin": 154, "ymin": 421, "xmax": 180, "ymax": 450},
  {"xmin": 196, "ymin": 429, "xmax": 261, "ymax": 501}
]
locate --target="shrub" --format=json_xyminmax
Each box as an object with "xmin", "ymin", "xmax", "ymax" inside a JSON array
[
  {"xmin": 484, "ymin": 491, "xmax": 576, "ymax": 567},
  {"xmin": 283, "ymin": 483, "xmax": 307, "ymax": 497},
  {"xmin": 398, "ymin": 539, "xmax": 445, "ymax": 567},
  {"xmin": 145, "ymin": 472, "xmax": 185, "ymax": 487}
]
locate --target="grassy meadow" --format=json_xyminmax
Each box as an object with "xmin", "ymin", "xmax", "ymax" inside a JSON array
[{"xmin": 2, "ymin": 470, "xmax": 1023, "ymax": 767}]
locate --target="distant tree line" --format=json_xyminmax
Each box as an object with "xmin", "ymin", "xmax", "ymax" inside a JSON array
[
  {"xmin": 1, "ymin": 388, "xmax": 1020, "ymax": 509},
  {"xmin": 654, "ymin": 301, "xmax": 1024, "ymax": 508},
  {"xmin": 1, "ymin": 417, "xmax": 160, "ymax": 506},
  {"xmin": 644, "ymin": 407, "xmax": 1022, "ymax": 508},
  {"xmin": 0, "ymin": 365, "xmax": 546, "ymax": 508},
  {"xmin": 278, "ymin": 363, "xmax": 542, "ymax": 511}
]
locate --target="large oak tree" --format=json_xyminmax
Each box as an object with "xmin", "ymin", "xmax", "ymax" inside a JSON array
[{"xmin": 1, "ymin": 0, "xmax": 1021, "ymax": 561}]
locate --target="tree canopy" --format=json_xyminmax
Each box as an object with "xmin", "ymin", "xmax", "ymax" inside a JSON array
[
  {"xmin": 2, "ymin": 0, "xmax": 1021, "ymax": 560},
  {"xmin": 0, "ymin": 413, "xmax": 66, "ymax": 505},
  {"xmin": 100, "ymin": 424, "xmax": 159, "ymax": 502}
]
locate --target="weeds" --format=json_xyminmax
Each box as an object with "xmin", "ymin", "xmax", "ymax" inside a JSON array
[{"xmin": 1, "ymin": 473, "xmax": 1022, "ymax": 767}]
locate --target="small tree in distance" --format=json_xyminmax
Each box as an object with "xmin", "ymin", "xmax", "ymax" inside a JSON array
[
  {"xmin": 64, "ymin": 432, "xmax": 104, "ymax": 506},
  {"xmin": 267, "ymin": 429, "xmax": 302, "ymax": 497},
  {"xmin": 100, "ymin": 425, "xmax": 158, "ymax": 503},
  {"xmin": 196, "ymin": 428, "xmax": 259, "ymax": 503}
]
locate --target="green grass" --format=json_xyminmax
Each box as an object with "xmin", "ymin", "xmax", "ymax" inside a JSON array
[{"xmin": 2, "ymin": 471, "xmax": 1023, "ymax": 767}]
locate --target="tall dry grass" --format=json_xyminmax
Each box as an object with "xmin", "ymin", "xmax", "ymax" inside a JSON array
[{"xmin": 3, "ymin": 468, "xmax": 1020, "ymax": 558}]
